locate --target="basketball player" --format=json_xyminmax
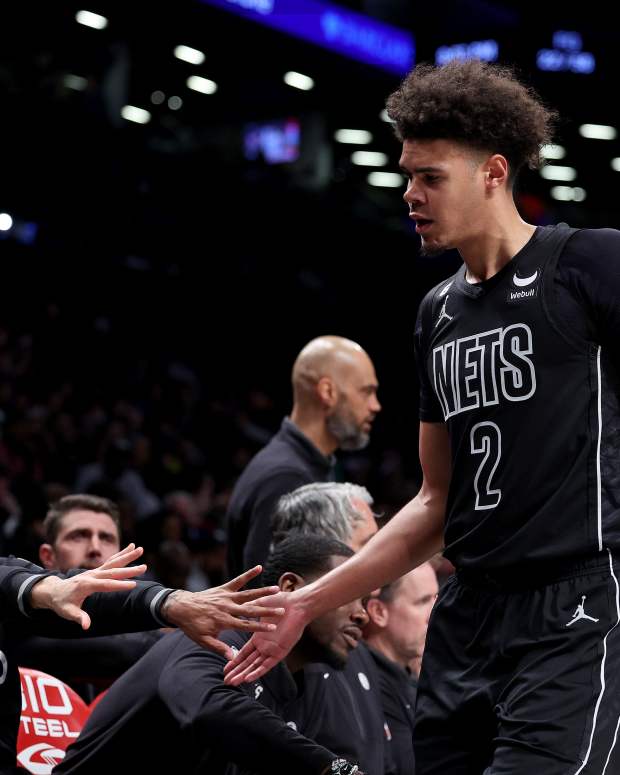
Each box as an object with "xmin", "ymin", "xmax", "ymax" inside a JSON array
[{"xmin": 225, "ymin": 59, "xmax": 620, "ymax": 774}]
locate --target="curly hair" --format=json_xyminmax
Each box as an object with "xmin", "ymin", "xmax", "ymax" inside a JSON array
[{"xmin": 386, "ymin": 59, "xmax": 557, "ymax": 178}]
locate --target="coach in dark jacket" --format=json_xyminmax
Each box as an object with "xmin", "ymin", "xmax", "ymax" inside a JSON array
[{"xmin": 226, "ymin": 335, "xmax": 380, "ymax": 578}]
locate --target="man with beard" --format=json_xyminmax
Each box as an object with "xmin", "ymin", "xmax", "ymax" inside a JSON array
[
  {"xmin": 226, "ymin": 335, "xmax": 380, "ymax": 579},
  {"xmin": 20, "ymin": 496, "xmax": 163, "ymax": 701},
  {"xmin": 55, "ymin": 535, "xmax": 368, "ymax": 775},
  {"xmin": 37, "ymin": 495, "xmax": 121, "ymax": 572}
]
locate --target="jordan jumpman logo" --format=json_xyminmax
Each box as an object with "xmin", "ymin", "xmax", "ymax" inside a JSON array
[
  {"xmin": 566, "ymin": 596, "xmax": 599, "ymax": 626},
  {"xmin": 435, "ymin": 295, "xmax": 454, "ymax": 328}
]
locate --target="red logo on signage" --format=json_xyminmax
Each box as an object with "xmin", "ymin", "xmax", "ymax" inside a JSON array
[{"xmin": 17, "ymin": 668, "xmax": 91, "ymax": 774}]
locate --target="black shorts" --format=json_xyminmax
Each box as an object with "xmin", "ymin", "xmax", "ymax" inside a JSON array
[{"xmin": 414, "ymin": 551, "xmax": 620, "ymax": 774}]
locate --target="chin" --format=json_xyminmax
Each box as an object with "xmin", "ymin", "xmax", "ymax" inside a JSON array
[
  {"xmin": 420, "ymin": 239, "xmax": 448, "ymax": 257},
  {"xmin": 339, "ymin": 433, "xmax": 370, "ymax": 452},
  {"xmin": 323, "ymin": 647, "xmax": 348, "ymax": 670}
]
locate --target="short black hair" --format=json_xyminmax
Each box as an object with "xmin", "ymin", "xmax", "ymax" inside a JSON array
[
  {"xmin": 262, "ymin": 534, "xmax": 354, "ymax": 587},
  {"xmin": 386, "ymin": 59, "xmax": 557, "ymax": 180},
  {"xmin": 44, "ymin": 494, "xmax": 121, "ymax": 544}
]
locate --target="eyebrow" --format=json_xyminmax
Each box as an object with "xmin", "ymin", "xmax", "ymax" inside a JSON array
[
  {"xmin": 65, "ymin": 528, "xmax": 117, "ymax": 540},
  {"xmin": 399, "ymin": 164, "xmax": 444, "ymax": 176}
]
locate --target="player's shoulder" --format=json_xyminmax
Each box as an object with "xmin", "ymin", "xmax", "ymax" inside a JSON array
[
  {"xmin": 563, "ymin": 227, "xmax": 620, "ymax": 261},
  {"xmin": 416, "ymin": 270, "xmax": 462, "ymax": 333},
  {"xmin": 423, "ymin": 271, "xmax": 461, "ymax": 308}
]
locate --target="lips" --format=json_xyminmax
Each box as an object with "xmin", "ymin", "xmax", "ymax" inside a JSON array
[
  {"xmin": 342, "ymin": 626, "xmax": 362, "ymax": 650},
  {"xmin": 414, "ymin": 218, "xmax": 433, "ymax": 235}
]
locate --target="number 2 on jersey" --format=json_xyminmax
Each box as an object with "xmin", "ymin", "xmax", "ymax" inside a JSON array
[{"xmin": 470, "ymin": 422, "xmax": 502, "ymax": 510}]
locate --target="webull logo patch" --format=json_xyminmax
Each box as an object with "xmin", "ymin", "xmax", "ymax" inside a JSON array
[{"xmin": 507, "ymin": 286, "xmax": 537, "ymax": 303}]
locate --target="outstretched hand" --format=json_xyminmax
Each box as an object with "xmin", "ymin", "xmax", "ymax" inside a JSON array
[
  {"xmin": 161, "ymin": 565, "xmax": 288, "ymax": 659},
  {"xmin": 29, "ymin": 544, "xmax": 147, "ymax": 630},
  {"xmin": 223, "ymin": 588, "xmax": 308, "ymax": 684}
]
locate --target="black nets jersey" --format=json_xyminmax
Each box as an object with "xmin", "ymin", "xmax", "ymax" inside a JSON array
[{"xmin": 415, "ymin": 225, "xmax": 620, "ymax": 571}]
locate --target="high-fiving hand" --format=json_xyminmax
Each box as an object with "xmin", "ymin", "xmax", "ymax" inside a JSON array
[
  {"xmin": 161, "ymin": 566, "xmax": 288, "ymax": 659},
  {"xmin": 29, "ymin": 543, "xmax": 147, "ymax": 629},
  {"xmin": 223, "ymin": 589, "xmax": 308, "ymax": 684}
]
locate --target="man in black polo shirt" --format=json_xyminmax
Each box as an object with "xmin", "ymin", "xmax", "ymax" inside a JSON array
[
  {"xmin": 226, "ymin": 335, "xmax": 380, "ymax": 578},
  {"xmin": 272, "ymin": 482, "xmax": 388, "ymax": 775},
  {"xmin": 364, "ymin": 563, "xmax": 439, "ymax": 774},
  {"xmin": 55, "ymin": 535, "xmax": 367, "ymax": 775}
]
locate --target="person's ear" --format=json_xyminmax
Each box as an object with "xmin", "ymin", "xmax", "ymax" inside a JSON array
[
  {"xmin": 484, "ymin": 154, "xmax": 509, "ymax": 190},
  {"xmin": 316, "ymin": 376, "xmax": 337, "ymax": 409},
  {"xmin": 279, "ymin": 572, "xmax": 305, "ymax": 593},
  {"xmin": 38, "ymin": 543, "xmax": 56, "ymax": 570},
  {"xmin": 365, "ymin": 597, "xmax": 389, "ymax": 627}
]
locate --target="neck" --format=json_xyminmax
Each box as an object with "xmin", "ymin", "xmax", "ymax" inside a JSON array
[
  {"xmin": 365, "ymin": 633, "xmax": 407, "ymax": 670},
  {"xmin": 289, "ymin": 409, "xmax": 337, "ymax": 456},
  {"xmin": 459, "ymin": 203, "xmax": 535, "ymax": 283}
]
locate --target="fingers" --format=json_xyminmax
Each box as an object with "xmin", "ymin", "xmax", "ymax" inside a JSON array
[
  {"xmin": 230, "ymin": 586, "xmax": 280, "ymax": 603},
  {"xmin": 98, "ymin": 544, "xmax": 144, "ymax": 570},
  {"xmin": 223, "ymin": 649, "xmax": 261, "ymax": 683},
  {"xmin": 59, "ymin": 604, "xmax": 92, "ymax": 630},
  {"xmin": 76, "ymin": 579, "xmax": 138, "ymax": 596},
  {"xmin": 223, "ymin": 640, "xmax": 256, "ymax": 674},
  {"xmin": 91, "ymin": 564, "xmax": 147, "ymax": 581},
  {"xmin": 230, "ymin": 602, "xmax": 285, "ymax": 619},
  {"xmin": 226, "ymin": 616, "xmax": 279, "ymax": 633},
  {"xmin": 245, "ymin": 658, "xmax": 277, "ymax": 684},
  {"xmin": 225, "ymin": 653, "xmax": 270, "ymax": 686},
  {"xmin": 199, "ymin": 636, "xmax": 234, "ymax": 661},
  {"xmin": 222, "ymin": 565, "xmax": 263, "ymax": 591}
]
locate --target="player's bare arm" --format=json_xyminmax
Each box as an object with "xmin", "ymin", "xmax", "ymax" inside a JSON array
[{"xmin": 224, "ymin": 420, "xmax": 451, "ymax": 684}]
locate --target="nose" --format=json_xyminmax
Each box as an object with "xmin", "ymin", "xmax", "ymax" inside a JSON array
[
  {"xmin": 403, "ymin": 179, "xmax": 424, "ymax": 210},
  {"xmin": 351, "ymin": 603, "xmax": 369, "ymax": 629},
  {"xmin": 370, "ymin": 395, "xmax": 381, "ymax": 413},
  {"xmin": 89, "ymin": 535, "xmax": 102, "ymax": 555}
]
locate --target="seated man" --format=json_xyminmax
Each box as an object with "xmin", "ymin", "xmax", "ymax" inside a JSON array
[
  {"xmin": 38, "ymin": 494, "xmax": 122, "ymax": 572},
  {"xmin": 20, "ymin": 495, "xmax": 163, "ymax": 700},
  {"xmin": 272, "ymin": 483, "xmax": 390, "ymax": 775},
  {"xmin": 55, "ymin": 535, "xmax": 368, "ymax": 775},
  {"xmin": 1, "ymin": 547, "xmax": 282, "ymax": 773},
  {"xmin": 271, "ymin": 482, "xmax": 378, "ymax": 551},
  {"xmin": 364, "ymin": 564, "xmax": 438, "ymax": 774}
]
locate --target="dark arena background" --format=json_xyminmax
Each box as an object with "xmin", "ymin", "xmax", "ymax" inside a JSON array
[{"xmin": 0, "ymin": 0, "xmax": 615, "ymax": 572}]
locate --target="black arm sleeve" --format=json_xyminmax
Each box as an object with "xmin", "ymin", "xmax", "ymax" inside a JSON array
[
  {"xmin": 0, "ymin": 557, "xmax": 55, "ymax": 622},
  {"xmin": 158, "ymin": 633, "xmax": 336, "ymax": 775},
  {"xmin": 2, "ymin": 555, "xmax": 176, "ymax": 638},
  {"xmin": 15, "ymin": 573, "xmax": 174, "ymax": 639},
  {"xmin": 242, "ymin": 471, "xmax": 313, "ymax": 571}
]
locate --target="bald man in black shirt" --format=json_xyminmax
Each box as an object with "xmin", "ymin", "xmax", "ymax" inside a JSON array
[{"xmin": 226, "ymin": 335, "xmax": 380, "ymax": 578}]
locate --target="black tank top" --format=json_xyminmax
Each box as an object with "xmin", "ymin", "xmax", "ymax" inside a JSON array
[{"xmin": 415, "ymin": 225, "xmax": 620, "ymax": 572}]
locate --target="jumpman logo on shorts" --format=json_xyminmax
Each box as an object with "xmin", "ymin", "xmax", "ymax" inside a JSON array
[{"xmin": 566, "ymin": 596, "xmax": 600, "ymax": 626}]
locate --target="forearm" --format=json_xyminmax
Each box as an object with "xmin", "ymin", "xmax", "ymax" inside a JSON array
[
  {"xmin": 29, "ymin": 575, "xmax": 174, "ymax": 636},
  {"xmin": 302, "ymin": 489, "xmax": 445, "ymax": 621},
  {"xmin": 190, "ymin": 685, "xmax": 336, "ymax": 775}
]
